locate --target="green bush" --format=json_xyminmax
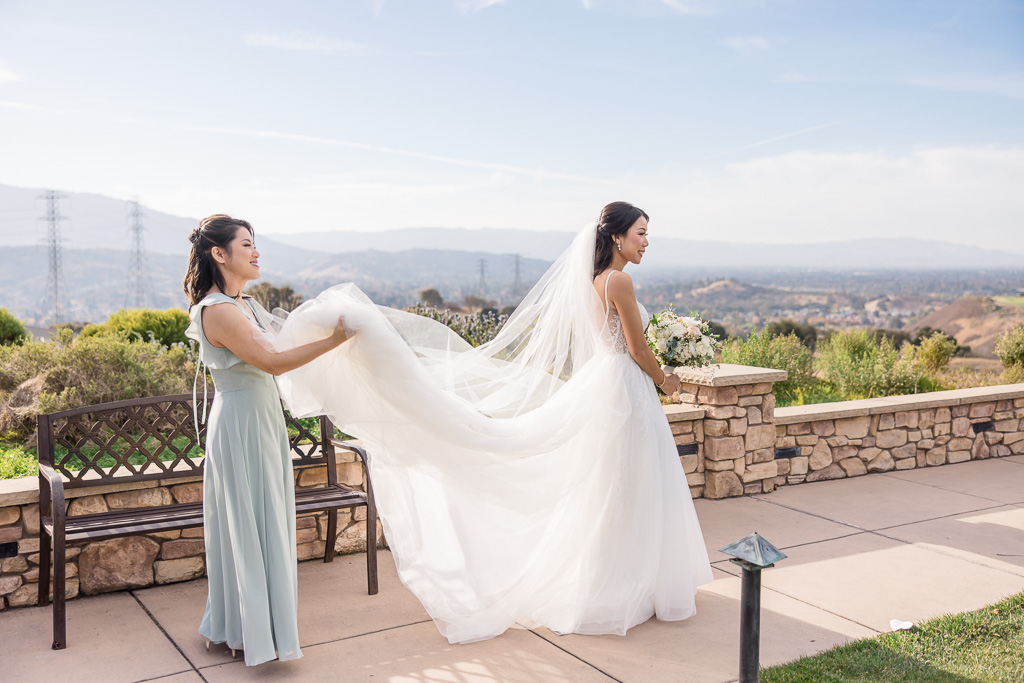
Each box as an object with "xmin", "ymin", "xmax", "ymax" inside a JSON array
[
  {"xmin": 0, "ymin": 443, "xmax": 36, "ymax": 479},
  {"xmin": 766, "ymin": 319, "xmax": 818, "ymax": 350},
  {"xmin": 405, "ymin": 303, "xmax": 508, "ymax": 347},
  {"xmin": 0, "ymin": 307, "xmax": 28, "ymax": 346},
  {"xmin": 0, "ymin": 329, "xmax": 195, "ymax": 441},
  {"xmin": 817, "ymin": 329, "xmax": 925, "ymax": 399},
  {"xmin": 81, "ymin": 308, "xmax": 191, "ymax": 349},
  {"xmin": 995, "ymin": 324, "xmax": 1024, "ymax": 370},
  {"xmin": 914, "ymin": 330, "xmax": 957, "ymax": 372},
  {"xmin": 721, "ymin": 330, "xmax": 815, "ymax": 405}
]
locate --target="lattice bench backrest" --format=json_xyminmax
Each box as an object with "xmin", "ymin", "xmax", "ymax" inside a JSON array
[{"xmin": 37, "ymin": 393, "xmax": 332, "ymax": 487}]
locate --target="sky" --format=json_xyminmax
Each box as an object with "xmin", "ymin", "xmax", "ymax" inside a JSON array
[{"xmin": 0, "ymin": 0, "xmax": 1022, "ymax": 251}]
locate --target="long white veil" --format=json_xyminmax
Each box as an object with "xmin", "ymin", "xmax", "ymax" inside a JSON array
[{"xmin": 268, "ymin": 222, "xmax": 672, "ymax": 643}]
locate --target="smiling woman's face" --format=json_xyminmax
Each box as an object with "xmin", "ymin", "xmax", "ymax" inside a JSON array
[
  {"xmin": 213, "ymin": 226, "xmax": 260, "ymax": 282},
  {"xmin": 617, "ymin": 215, "xmax": 649, "ymax": 265}
]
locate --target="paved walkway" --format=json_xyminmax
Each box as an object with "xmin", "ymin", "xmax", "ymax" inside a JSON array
[{"xmin": 4, "ymin": 455, "xmax": 1024, "ymax": 682}]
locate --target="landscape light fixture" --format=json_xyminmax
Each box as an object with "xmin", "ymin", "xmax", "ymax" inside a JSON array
[{"xmin": 719, "ymin": 532, "xmax": 788, "ymax": 683}]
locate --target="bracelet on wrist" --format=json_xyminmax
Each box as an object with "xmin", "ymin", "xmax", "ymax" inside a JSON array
[{"xmin": 657, "ymin": 372, "xmax": 668, "ymax": 388}]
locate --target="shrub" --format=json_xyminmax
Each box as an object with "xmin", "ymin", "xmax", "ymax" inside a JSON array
[
  {"xmin": 0, "ymin": 330, "xmax": 195, "ymax": 441},
  {"xmin": 405, "ymin": 304, "xmax": 508, "ymax": 347},
  {"xmin": 0, "ymin": 443, "xmax": 36, "ymax": 479},
  {"xmin": 247, "ymin": 282, "xmax": 303, "ymax": 312},
  {"xmin": 995, "ymin": 324, "xmax": 1024, "ymax": 370},
  {"xmin": 817, "ymin": 329, "xmax": 925, "ymax": 399},
  {"xmin": 0, "ymin": 307, "xmax": 28, "ymax": 346},
  {"xmin": 914, "ymin": 330, "xmax": 958, "ymax": 372},
  {"xmin": 766, "ymin": 319, "xmax": 818, "ymax": 350},
  {"xmin": 721, "ymin": 330, "xmax": 815, "ymax": 405},
  {"xmin": 81, "ymin": 308, "xmax": 191, "ymax": 349}
]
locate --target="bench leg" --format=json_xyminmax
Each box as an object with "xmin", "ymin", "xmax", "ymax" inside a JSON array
[
  {"xmin": 324, "ymin": 510, "xmax": 338, "ymax": 563},
  {"xmin": 38, "ymin": 525, "xmax": 52, "ymax": 607},
  {"xmin": 366, "ymin": 497, "xmax": 378, "ymax": 596},
  {"xmin": 52, "ymin": 526, "xmax": 67, "ymax": 650}
]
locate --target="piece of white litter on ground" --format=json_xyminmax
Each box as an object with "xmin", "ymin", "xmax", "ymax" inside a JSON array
[{"xmin": 890, "ymin": 619, "xmax": 914, "ymax": 631}]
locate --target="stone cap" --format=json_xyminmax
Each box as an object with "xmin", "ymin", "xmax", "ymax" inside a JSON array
[
  {"xmin": 775, "ymin": 383, "xmax": 1024, "ymax": 425},
  {"xmin": 668, "ymin": 363, "xmax": 788, "ymax": 387},
  {"xmin": 663, "ymin": 404, "xmax": 706, "ymax": 423}
]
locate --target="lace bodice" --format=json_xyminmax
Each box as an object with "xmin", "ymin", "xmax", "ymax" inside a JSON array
[{"xmin": 602, "ymin": 272, "xmax": 649, "ymax": 354}]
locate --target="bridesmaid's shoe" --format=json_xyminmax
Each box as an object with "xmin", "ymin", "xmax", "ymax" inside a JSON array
[{"xmin": 205, "ymin": 638, "xmax": 211, "ymax": 652}]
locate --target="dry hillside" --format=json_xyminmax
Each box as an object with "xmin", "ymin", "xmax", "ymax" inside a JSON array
[{"xmin": 908, "ymin": 297, "xmax": 1024, "ymax": 358}]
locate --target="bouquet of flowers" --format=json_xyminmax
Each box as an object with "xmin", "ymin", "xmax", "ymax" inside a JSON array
[{"xmin": 646, "ymin": 308, "xmax": 720, "ymax": 369}]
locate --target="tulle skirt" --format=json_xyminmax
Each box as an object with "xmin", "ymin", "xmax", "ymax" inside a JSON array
[{"xmin": 272, "ymin": 285, "xmax": 713, "ymax": 643}]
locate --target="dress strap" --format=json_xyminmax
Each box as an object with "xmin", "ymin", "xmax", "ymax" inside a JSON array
[{"xmin": 603, "ymin": 270, "xmax": 618, "ymax": 318}]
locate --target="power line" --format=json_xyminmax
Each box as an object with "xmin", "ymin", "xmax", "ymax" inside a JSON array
[
  {"xmin": 38, "ymin": 190, "xmax": 68, "ymax": 326},
  {"xmin": 125, "ymin": 198, "xmax": 147, "ymax": 308}
]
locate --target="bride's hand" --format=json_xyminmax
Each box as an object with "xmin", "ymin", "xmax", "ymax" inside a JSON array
[
  {"xmin": 330, "ymin": 315, "xmax": 350, "ymax": 345},
  {"xmin": 660, "ymin": 372, "xmax": 681, "ymax": 396}
]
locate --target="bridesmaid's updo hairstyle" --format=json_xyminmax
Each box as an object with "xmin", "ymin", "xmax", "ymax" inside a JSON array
[
  {"xmin": 183, "ymin": 214, "xmax": 254, "ymax": 306},
  {"xmin": 593, "ymin": 201, "xmax": 649, "ymax": 279}
]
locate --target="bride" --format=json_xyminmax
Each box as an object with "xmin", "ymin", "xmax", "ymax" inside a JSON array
[{"xmin": 271, "ymin": 201, "xmax": 713, "ymax": 643}]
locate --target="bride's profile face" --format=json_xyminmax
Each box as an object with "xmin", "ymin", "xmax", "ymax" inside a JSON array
[{"xmin": 619, "ymin": 216, "xmax": 649, "ymax": 265}]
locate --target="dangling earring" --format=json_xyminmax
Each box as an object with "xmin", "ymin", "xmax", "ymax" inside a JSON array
[{"xmin": 616, "ymin": 241, "xmax": 621, "ymax": 252}]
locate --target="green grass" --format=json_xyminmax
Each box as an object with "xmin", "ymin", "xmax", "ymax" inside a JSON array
[
  {"xmin": 0, "ymin": 443, "xmax": 37, "ymax": 478},
  {"xmin": 762, "ymin": 591, "xmax": 1024, "ymax": 682},
  {"xmin": 993, "ymin": 296, "xmax": 1024, "ymax": 309}
]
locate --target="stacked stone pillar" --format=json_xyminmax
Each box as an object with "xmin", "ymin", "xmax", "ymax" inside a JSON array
[{"xmin": 673, "ymin": 364, "xmax": 788, "ymax": 499}]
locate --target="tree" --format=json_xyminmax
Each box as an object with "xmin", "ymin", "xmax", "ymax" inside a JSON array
[
  {"xmin": 766, "ymin": 319, "xmax": 817, "ymax": 350},
  {"xmin": 420, "ymin": 288, "xmax": 445, "ymax": 308},
  {"xmin": 247, "ymin": 282, "xmax": 303, "ymax": 312},
  {"xmin": 462, "ymin": 295, "xmax": 496, "ymax": 310},
  {"xmin": 0, "ymin": 307, "xmax": 28, "ymax": 345}
]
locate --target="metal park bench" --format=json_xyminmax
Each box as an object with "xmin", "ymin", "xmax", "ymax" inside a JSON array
[{"xmin": 35, "ymin": 393, "xmax": 378, "ymax": 650}]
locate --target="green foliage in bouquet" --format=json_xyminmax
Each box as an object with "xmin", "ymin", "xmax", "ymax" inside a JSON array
[
  {"xmin": 81, "ymin": 308, "xmax": 191, "ymax": 349},
  {"xmin": 646, "ymin": 308, "xmax": 721, "ymax": 369}
]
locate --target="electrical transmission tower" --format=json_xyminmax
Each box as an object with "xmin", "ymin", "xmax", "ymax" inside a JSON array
[
  {"xmin": 39, "ymin": 190, "xmax": 68, "ymax": 326},
  {"xmin": 478, "ymin": 258, "xmax": 487, "ymax": 296},
  {"xmin": 512, "ymin": 254, "xmax": 522, "ymax": 296},
  {"xmin": 125, "ymin": 198, "xmax": 147, "ymax": 308}
]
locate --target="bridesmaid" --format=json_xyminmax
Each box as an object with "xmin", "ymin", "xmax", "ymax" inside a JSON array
[{"xmin": 182, "ymin": 214, "xmax": 349, "ymax": 666}]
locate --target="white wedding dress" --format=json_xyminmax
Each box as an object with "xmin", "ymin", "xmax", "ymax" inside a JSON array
[{"xmin": 270, "ymin": 223, "xmax": 713, "ymax": 643}]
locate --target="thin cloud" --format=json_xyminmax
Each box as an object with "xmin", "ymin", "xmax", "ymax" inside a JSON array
[
  {"xmin": 243, "ymin": 30, "xmax": 376, "ymax": 55},
  {"xmin": 455, "ymin": 0, "xmax": 506, "ymax": 12},
  {"xmin": 0, "ymin": 66, "xmax": 22, "ymax": 83},
  {"xmin": 722, "ymin": 36, "xmax": 772, "ymax": 52},
  {"xmin": 704, "ymin": 119, "xmax": 853, "ymax": 161},
  {"xmin": 0, "ymin": 99, "xmax": 610, "ymax": 185},
  {"xmin": 774, "ymin": 71, "xmax": 1024, "ymax": 101},
  {"xmin": 660, "ymin": 0, "xmax": 714, "ymax": 15}
]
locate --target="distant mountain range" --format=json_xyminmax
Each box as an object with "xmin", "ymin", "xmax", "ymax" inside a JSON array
[{"xmin": 1, "ymin": 182, "xmax": 1022, "ymax": 325}]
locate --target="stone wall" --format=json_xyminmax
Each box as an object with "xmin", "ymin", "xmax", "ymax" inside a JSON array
[
  {"xmin": 3, "ymin": 368, "xmax": 1024, "ymax": 610},
  {"xmin": 0, "ymin": 448, "xmax": 381, "ymax": 611},
  {"xmin": 772, "ymin": 389, "xmax": 1024, "ymax": 486}
]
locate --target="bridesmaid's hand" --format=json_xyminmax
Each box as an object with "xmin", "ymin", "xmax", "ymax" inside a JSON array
[
  {"xmin": 660, "ymin": 372, "xmax": 681, "ymax": 396},
  {"xmin": 330, "ymin": 315, "xmax": 350, "ymax": 345}
]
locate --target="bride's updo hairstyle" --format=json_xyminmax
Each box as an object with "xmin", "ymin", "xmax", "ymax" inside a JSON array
[
  {"xmin": 183, "ymin": 214, "xmax": 254, "ymax": 306},
  {"xmin": 593, "ymin": 201, "xmax": 649, "ymax": 278}
]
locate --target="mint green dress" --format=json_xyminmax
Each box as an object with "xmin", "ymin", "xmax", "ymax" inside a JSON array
[{"xmin": 186, "ymin": 293, "xmax": 301, "ymax": 666}]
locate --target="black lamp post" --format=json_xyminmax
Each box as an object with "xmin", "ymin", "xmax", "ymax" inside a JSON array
[{"xmin": 719, "ymin": 532, "xmax": 788, "ymax": 683}]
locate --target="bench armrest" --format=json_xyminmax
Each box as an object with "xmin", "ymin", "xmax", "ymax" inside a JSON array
[
  {"xmin": 330, "ymin": 438, "xmax": 368, "ymax": 465},
  {"xmin": 38, "ymin": 463, "xmax": 66, "ymax": 527}
]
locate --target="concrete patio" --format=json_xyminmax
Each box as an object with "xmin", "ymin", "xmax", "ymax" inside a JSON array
[{"xmin": 3, "ymin": 454, "xmax": 1023, "ymax": 682}]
